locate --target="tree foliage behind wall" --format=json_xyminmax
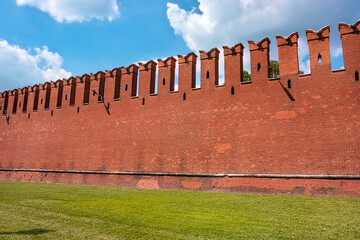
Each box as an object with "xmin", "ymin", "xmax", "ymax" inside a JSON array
[
  {"xmin": 242, "ymin": 60, "xmax": 304, "ymax": 82},
  {"xmin": 270, "ymin": 60, "xmax": 279, "ymax": 78},
  {"xmin": 243, "ymin": 70, "xmax": 251, "ymax": 82}
]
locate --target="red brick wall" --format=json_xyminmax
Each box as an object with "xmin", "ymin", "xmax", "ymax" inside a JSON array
[{"xmin": 0, "ymin": 21, "xmax": 359, "ymax": 196}]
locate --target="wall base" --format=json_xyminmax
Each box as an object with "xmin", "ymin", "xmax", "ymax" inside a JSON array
[{"xmin": 1, "ymin": 170, "xmax": 360, "ymax": 197}]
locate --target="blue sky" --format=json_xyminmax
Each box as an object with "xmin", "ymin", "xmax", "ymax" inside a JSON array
[{"xmin": 0, "ymin": 0, "xmax": 359, "ymax": 91}]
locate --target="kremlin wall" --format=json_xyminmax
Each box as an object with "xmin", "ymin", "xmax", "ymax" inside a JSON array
[{"xmin": 0, "ymin": 20, "xmax": 359, "ymax": 196}]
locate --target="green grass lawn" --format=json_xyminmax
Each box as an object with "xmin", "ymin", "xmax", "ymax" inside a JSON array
[{"xmin": 0, "ymin": 181, "xmax": 359, "ymax": 239}]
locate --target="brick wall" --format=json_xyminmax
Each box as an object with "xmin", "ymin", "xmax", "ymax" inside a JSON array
[{"xmin": 0, "ymin": 20, "xmax": 359, "ymax": 196}]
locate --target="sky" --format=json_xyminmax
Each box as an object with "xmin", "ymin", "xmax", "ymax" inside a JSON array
[{"xmin": 0, "ymin": 0, "xmax": 359, "ymax": 92}]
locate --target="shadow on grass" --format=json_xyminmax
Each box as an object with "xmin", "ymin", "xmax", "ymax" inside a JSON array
[{"xmin": 0, "ymin": 229, "xmax": 54, "ymax": 235}]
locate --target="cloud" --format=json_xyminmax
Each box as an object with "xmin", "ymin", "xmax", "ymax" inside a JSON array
[
  {"xmin": 331, "ymin": 46, "xmax": 343, "ymax": 58},
  {"xmin": 0, "ymin": 39, "xmax": 71, "ymax": 91},
  {"xmin": 297, "ymin": 37, "xmax": 310, "ymax": 74},
  {"xmin": 16, "ymin": 0, "xmax": 120, "ymax": 23},
  {"xmin": 167, "ymin": 0, "xmax": 358, "ymax": 73},
  {"xmin": 167, "ymin": 0, "xmax": 287, "ymax": 51}
]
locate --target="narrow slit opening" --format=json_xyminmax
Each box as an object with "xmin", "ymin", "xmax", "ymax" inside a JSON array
[
  {"xmin": 231, "ymin": 86, "xmax": 235, "ymax": 95},
  {"xmin": 318, "ymin": 53, "xmax": 322, "ymax": 63},
  {"xmin": 183, "ymin": 92, "xmax": 186, "ymax": 101},
  {"xmin": 355, "ymin": 71, "xmax": 359, "ymax": 81},
  {"xmin": 51, "ymin": 110, "xmax": 53, "ymax": 116},
  {"xmin": 257, "ymin": 63, "xmax": 261, "ymax": 72},
  {"xmin": 142, "ymin": 98, "xmax": 145, "ymax": 105},
  {"xmin": 206, "ymin": 71, "xmax": 210, "ymax": 79},
  {"xmin": 287, "ymin": 79, "xmax": 292, "ymax": 89},
  {"xmin": 163, "ymin": 78, "xmax": 165, "ymax": 86},
  {"xmin": 125, "ymin": 84, "xmax": 128, "ymax": 91},
  {"xmin": 77, "ymin": 106, "xmax": 79, "ymax": 113}
]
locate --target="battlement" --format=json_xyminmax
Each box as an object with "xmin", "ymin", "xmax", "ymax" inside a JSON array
[
  {"xmin": 1, "ymin": 20, "xmax": 358, "ymax": 118},
  {"xmin": 199, "ymin": 48, "xmax": 220, "ymax": 60},
  {"xmin": 305, "ymin": 26, "xmax": 330, "ymax": 41},
  {"xmin": 339, "ymin": 20, "xmax": 360, "ymax": 36},
  {"xmin": 223, "ymin": 43, "xmax": 244, "ymax": 55},
  {"xmin": 276, "ymin": 32, "xmax": 298, "ymax": 46},
  {"xmin": 248, "ymin": 37, "xmax": 271, "ymax": 51}
]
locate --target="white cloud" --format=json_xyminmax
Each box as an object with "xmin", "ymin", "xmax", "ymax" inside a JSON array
[
  {"xmin": 332, "ymin": 47, "xmax": 343, "ymax": 58},
  {"xmin": 299, "ymin": 59, "xmax": 310, "ymax": 74},
  {"xmin": 16, "ymin": 0, "xmax": 120, "ymax": 23},
  {"xmin": 0, "ymin": 39, "xmax": 71, "ymax": 91},
  {"xmin": 167, "ymin": 0, "xmax": 357, "ymax": 73},
  {"xmin": 297, "ymin": 37, "xmax": 310, "ymax": 74},
  {"xmin": 167, "ymin": 0, "xmax": 288, "ymax": 51}
]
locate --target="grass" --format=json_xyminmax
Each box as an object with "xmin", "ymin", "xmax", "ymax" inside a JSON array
[{"xmin": 0, "ymin": 181, "xmax": 359, "ymax": 239}]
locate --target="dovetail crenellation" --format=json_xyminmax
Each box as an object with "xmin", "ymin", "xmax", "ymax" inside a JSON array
[
  {"xmin": 276, "ymin": 32, "xmax": 299, "ymax": 46},
  {"xmin": 199, "ymin": 48, "xmax": 220, "ymax": 60},
  {"xmin": 158, "ymin": 56, "xmax": 176, "ymax": 68},
  {"xmin": 177, "ymin": 52, "xmax": 197, "ymax": 64},
  {"xmin": 306, "ymin": 26, "xmax": 330, "ymax": 41},
  {"xmin": 138, "ymin": 60, "xmax": 157, "ymax": 71},
  {"xmin": 339, "ymin": 19, "xmax": 360, "ymax": 35},
  {"xmin": 223, "ymin": 43, "xmax": 244, "ymax": 56},
  {"xmin": 248, "ymin": 37, "xmax": 271, "ymax": 51},
  {"xmin": 1, "ymin": 20, "xmax": 359, "ymax": 117}
]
